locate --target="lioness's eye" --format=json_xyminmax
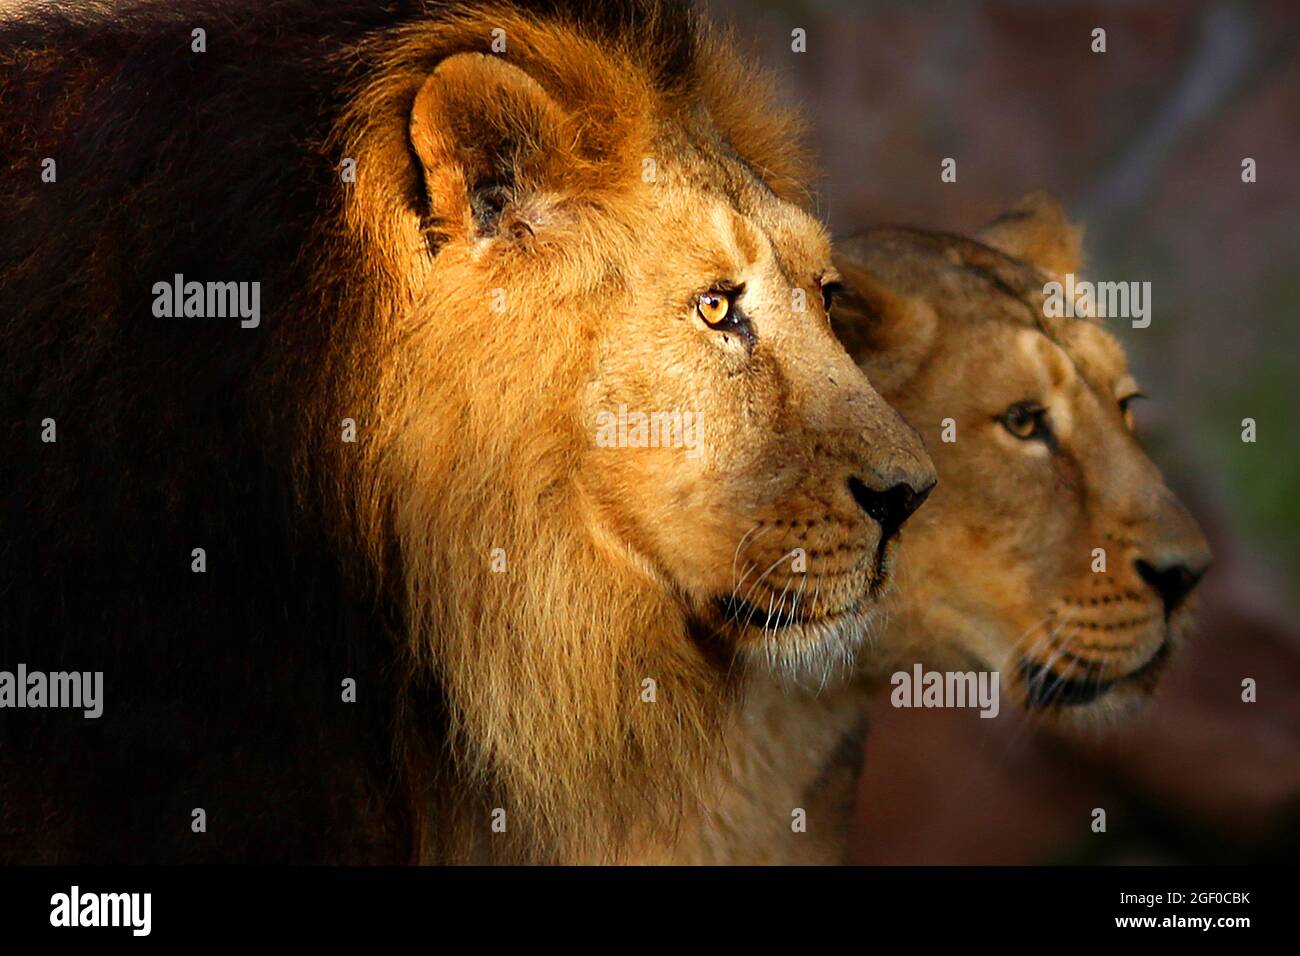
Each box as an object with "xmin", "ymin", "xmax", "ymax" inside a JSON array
[{"xmin": 999, "ymin": 401, "xmax": 1051, "ymax": 443}]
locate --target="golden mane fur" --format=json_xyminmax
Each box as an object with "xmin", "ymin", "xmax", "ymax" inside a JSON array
[
  {"xmin": 322, "ymin": 5, "xmax": 816, "ymax": 865},
  {"xmin": 1, "ymin": 0, "xmax": 932, "ymax": 863}
]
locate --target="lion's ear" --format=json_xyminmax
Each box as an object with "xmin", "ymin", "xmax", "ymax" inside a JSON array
[
  {"xmin": 977, "ymin": 192, "xmax": 1083, "ymax": 276},
  {"xmin": 831, "ymin": 242, "xmax": 938, "ymax": 395},
  {"xmin": 409, "ymin": 53, "xmax": 572, "ymax": 244}
]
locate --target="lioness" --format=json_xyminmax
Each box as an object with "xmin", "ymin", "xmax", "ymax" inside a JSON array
[{"xmin": 674, "ymin": 194, "xmax": 1211, "ymax": 864}]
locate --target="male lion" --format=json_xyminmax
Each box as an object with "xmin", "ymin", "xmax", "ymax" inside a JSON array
[
  {"xmin": 676, "ymin": 194, "xmax": 1211, "ymax": 864},
  {"xmin": 0, "ymin": 0, "xmax": 933, "ymax": 863}
]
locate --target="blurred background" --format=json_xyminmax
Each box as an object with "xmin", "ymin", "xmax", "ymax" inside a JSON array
[{"xmin": 705, "ymin": 0, "xmax": 1300, "ymax": 864}]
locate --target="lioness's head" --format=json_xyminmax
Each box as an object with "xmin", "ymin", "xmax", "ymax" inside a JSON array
[
  {"xmin": 331, "ymin": 8, "xmax": 932, "ymax": 858},
  {"xmin": 834, "ymin": 194, "xmax": 1210, "ymax": 718}
]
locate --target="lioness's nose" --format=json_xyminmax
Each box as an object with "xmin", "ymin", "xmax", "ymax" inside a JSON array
[
  {"xmin": 1133, "ymin": 484, "xmax": 1212, "ymax": 616},
  {"xmin": 848, "ymin": 473, "xmax": 935, "ymax": 541},
  {"xmin": 1135, "ymin": 556, "xmax": 1209, "ymax": 615}
]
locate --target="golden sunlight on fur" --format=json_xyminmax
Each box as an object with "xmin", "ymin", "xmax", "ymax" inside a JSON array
[
  {"xmin": 680, "ymin": 194, "xmax": 1211, "ymax": 864},
  {"xmin": 0, "ymin": 0, "xmax": 933, "ymax": 864},
  {"xmin": 321, "ymin": 6, "xmax": 936, "ymax": 862}
]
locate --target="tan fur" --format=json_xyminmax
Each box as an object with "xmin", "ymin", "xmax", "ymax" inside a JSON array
[
  {"xmin": 315, "ymin": 9, "xmax": 934, "ymax": 862},
  {"xmin": 0, "ymin": 1, "xmax": 933, "ymax": 864},
  {"xmin": 687, "ymin": 195, "xmax": 1210, "ymax": 865}
]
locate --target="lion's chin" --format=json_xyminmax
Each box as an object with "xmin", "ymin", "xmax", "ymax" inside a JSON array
[{"xmin": 728, "ymin": 600, "xmax": 877, "ymax": 691}]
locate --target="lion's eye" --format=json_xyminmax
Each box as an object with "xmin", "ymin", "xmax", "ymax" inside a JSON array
[
  {"xmin": 695, "ymin": 286, "xmax": 753, "ymax": 344},
  {"xmin": 820, "ymin": 280, "xmax": 844, "ymax": 314},
  {"xmin": 1118, "ymin": 392, "xmax": 1143, "ymax": 429},
  {"xmin": 696, "ymin": 291, "xmax": 731, "ymax": 327},
  {"xmin": 999, "ymin": 401, "xmax": 1051, "ymax": 443}
]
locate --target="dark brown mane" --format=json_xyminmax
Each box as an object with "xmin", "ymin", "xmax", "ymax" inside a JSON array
[{"xmin": 0, "ymin": 0, "xmax": 712, "ymax": 864}]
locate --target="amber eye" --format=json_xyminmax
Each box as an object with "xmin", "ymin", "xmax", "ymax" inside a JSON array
[
  {"xmin": 696, "ymin": 291, "xmax": 731, "ymax": 327},
  {"xmin": 999, "ymin": 401, "xmax": 1051, "ymax": 443},
  {"xmin": 695, "ymin": 285, "xmax": 754, "ymax": 344}
]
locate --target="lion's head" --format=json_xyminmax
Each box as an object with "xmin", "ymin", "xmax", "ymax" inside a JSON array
[
  {"xmin": 0, "ymin": 0, "xmax": 932, "ymax": 865},
  {"xmin": 325, "ymin": 7, "xmax": 933, "ymax": 859},
  {"xmin": 834, "ymin": 194, "xmax": 1210, "ymax": 719}
]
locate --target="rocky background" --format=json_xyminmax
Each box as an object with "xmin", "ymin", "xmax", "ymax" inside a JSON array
[{"xmin": 705, "ymin": 0, "xmax": 1300, "ymax": 864}]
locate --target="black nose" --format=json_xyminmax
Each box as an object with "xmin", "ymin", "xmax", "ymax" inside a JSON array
[
  {"xmin": 848, "ymin": 475, "xmax": 934, "ymax": 540},
  {"xmin": 1135, "ymin": 558, "xmax": 1207, "ymax": 615}
]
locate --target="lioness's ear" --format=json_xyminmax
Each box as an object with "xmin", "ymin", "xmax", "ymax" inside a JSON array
[
  {"xmin": 831, "ymin": 242, "xmax": 938, "ymax": 395},
  {"xmin": 409, "ymin": 53, "xmax": 571, "ymax": 244},
  {"xmin": 977, "ymin": 192, "xmax": 1083, "ymax": 276}
]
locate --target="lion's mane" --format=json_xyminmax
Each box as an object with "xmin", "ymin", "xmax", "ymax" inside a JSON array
[{"xmin": 0, "ymin": 0, "xmax": 810, "ymax": 863}]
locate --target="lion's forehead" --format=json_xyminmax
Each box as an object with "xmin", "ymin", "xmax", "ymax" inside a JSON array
[
  {"xmin": 743, "ymin": 198, "xmax": 831, "ymax": 276},
  {"xmin": 652, "ymin": 143, "xmax": 829, "ymax": 277}
]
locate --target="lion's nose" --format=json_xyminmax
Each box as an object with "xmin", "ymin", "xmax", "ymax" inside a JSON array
[
  {"xmin": 848, "ymin": 474, "xmax": 935, "ymax": 541},
  {"xmin": 1134, "ymin": 556, "xmax": 1209, "ymax": 615}
]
